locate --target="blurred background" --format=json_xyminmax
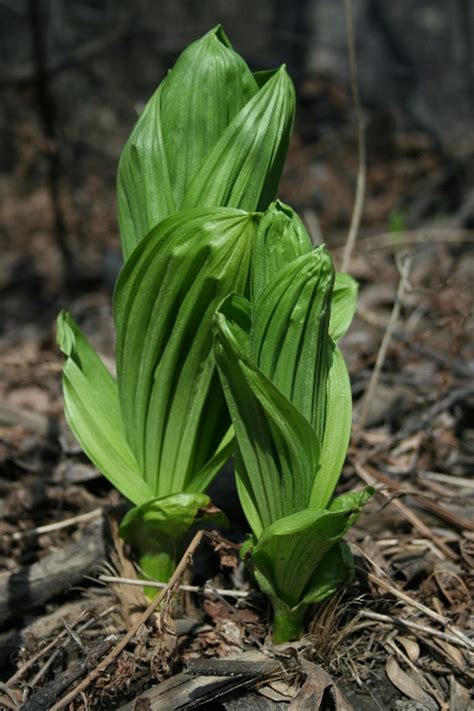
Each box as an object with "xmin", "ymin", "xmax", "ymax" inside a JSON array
[{"xmin": 1, "ymin": 0, "xmax": 473, "ymax": 341}]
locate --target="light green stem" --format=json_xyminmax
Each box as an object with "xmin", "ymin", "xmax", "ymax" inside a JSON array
[
  {"xmin": 138, "ymin": 534, "xmax": 181, "ymax": 597},
  {"xmin": 271, "ymin": 600, "xmax": 306, "ymax": 643}
]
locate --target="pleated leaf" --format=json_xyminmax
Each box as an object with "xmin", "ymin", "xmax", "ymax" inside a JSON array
[
  {"xmin": 117, "ymin": 80, "xmax": 175, "ymax": 260},
  {"xmin": 182, "ymin": 65, "xmax": 295, "ymax": 214},
  {"xmin": 251, "ymin": 200, "xmax": 312, "ymax": 303},
  {"xmin": 57, "ymin": 311, "xmax": 151, "ymax": 506},
  {"xmin": 330, "ymin": 272, "xmax": 358, "ymax": 342},
  {"xmin": 251, "ymin": 247, "xmax": 334, "ymax": 442},
  {"xmin": 309, "ymin": 343, "xmax": 352, "ymax": 510},
  {"xmin": 213, "ymin": 295, "xmax": 320, "ymax": 537},
  {"xmin": 252, "ymin": 487, "xmax": 373, "ymax": 609},
  {"xmin": 117, "ymin": 25, "xmax": 257, "ymax": 259},
  {"xmin": 159, "ymin": 25, "xmax": 258, "ymax": 209},
  {"xmin": 114, "ymin": 208, "xmax": 256, "ymax": 497}
]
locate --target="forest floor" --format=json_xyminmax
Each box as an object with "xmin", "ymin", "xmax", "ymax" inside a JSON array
[{"xmin": 0, "ymin": 86, "xmax": 473, "ymax": 710}]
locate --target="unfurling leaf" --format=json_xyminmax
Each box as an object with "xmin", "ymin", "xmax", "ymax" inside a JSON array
[
  {"xmin": 330, "ymin": 272, "xmax": 358, "ymax": 342},
  {"xmin": 114, "ymin": 208, "xmax": 257, "ymax": 498},
  {"xmin": 213, "ymin": 295, "xmax": 320, "ymax": 537},
  {"xmin": 117, "ymin": 27, "xmax": 294, "ymax": 258},
  {"xmin": 57, "ymin": 311, "xmax": 151, "ymax": 506}
]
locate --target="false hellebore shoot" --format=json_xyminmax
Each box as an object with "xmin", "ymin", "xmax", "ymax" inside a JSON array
[{"xmin": 57, "ymin": 25, "xmax": 372, "ymax": 640}]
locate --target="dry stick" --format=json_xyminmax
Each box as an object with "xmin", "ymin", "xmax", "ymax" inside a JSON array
[
  {"xmin": 28, "ymin": 605, "xmax": 118, "ymax": 692},
  {"xmin": 50, "ymin": 530, "xmax": 204, "ymax": 711},
  {"xmin": 357, "ymin": 255, "xmax": 411, "ymax": 432},
  {"xmin": 355, "ymin": 462, "xmax": 458, "ymax": 561},
  {"xmin": 10, "ymin": 508, "xmax": 103, "ymax": 540},
  {"xmin": 98, "ymin": 574, "xmax": 249, "ymax": 599},
  {"xmin": 7, "ymin": 604, "xmax": 118, "ymax": 688},
  {"xmin": 359, "ymin": 611, "xmax": 471, "ymax": 651},
  {"xmin": 366, "ymin": 576, "xmax": 474, "ymax": 652},
  {"xmin": 335, "ymin": 228, "xmax": 474, "ymax": 258},
  {"xmin": 6, "ymin": 611, "xmax": 89, "ymax": 687},
  {"xmin": 341, "ymin": 0, "xmax": 367, "ymax": 273}
]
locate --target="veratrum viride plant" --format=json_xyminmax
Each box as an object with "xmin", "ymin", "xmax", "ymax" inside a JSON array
[
  {"xmin": 58, "ymin": 26, "xmax": 295, "ymax": 584},
  {"xmin": 58, "ymin": 25, "xmax": 373, "ymax": 637},
  {"xmin": 213, "ymin": 222, "xmax": 373, "ymax": 642}
]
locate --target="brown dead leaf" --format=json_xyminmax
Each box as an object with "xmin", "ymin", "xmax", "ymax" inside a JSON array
[
  {"xmin": 396, "ymin": 635, "xmax": 420, "ymax": 663},
  {"xmin": 289, "ymin": 658, "xmax": 352, "ymax": 710},
  {"xmin": 449, "ymin": 675, "xmax": 471, "ymax": 711},
  {"xmin": 385, "ymin": 656, "xmax": 437, "ymax": 710},
  {"xmin": 108, "ymin": 518, "xmax": 147, "ymax": 626},
  {"xmin": 202, "ymin": 599, "xmax": 259, "ymax": 625}
]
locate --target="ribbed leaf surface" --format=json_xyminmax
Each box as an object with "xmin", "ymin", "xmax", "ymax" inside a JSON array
[
  {"xmin": 309, "ymin": 344, "xmax": 352, "ymax": 509},
  {"xmin": 252, "ymin": 488, "xmax": 372, "ymax": 608},
  {"xmin": 251, "ymin": 200, "xmax": 312, "ymax": 303},
  {"xmin": 160, "ymin": 25, "xmax": 258, "ymax": 209},
  {"xmin": 117, "ymin": 26, "xmax": 257, "ymax": 259},
  {"xmin": 57, "ymin": 312, "xmax": 151, "ymax": 505},
  {"xmin": 213, "ymin": 296, "xmax": 320, "ymax": 537},
  {"xmin": 251, "ymin": 248, "xmax": 334, "ymax": 442},
  {"xmin": 182, "ymin": 66, "xmax": 295, "ymax": 213},
  {"xmin": 330, "ymin": 272, "xmax": 358, "ymax": 342},
  {"xmin": 114, "ymin": 208, "xmax": 256, "ymax": 497}
]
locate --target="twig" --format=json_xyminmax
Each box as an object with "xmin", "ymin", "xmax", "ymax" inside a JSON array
[
  {"xmin": 357, "ymin": 254, "xmax": 411, "ymax": 431},
  {"xmin": 341, "ymin": 0, "xmax": 367, "ymax": 273},
  {"xmin": 366, "ymin": 574, "xmax": 473, "ymax": 651},
  {"xmin": 6, "ymin": 611, "xmax": 88, "ymax": 686},
  {"xmin": 7, "ymin": 604, "xmax": 118, "ymax": 688},
  {"xmin": 355, "ymin": 462, "xmax": 458, "ymax": 561},
  {"xmin": 358, "ymin": 611, "xmax": 472, "ymax": 651},
  {"xmin": 333, "ymin": 227, "xmax": 474, "ymax": 257},
  {"xmin": 50, "ymin": 530, "xmax": 204, "ymax": 710},
  {"xmin": 10, "ymin": 508, "xmax": 103, "ymax": 540},
  {"xmin": 422, "ymin": 471, "xmax": 474, "ymax": 489},
  {"xmin": 98, "ymin": 574, "xmax": 249, "ymax": 599}
]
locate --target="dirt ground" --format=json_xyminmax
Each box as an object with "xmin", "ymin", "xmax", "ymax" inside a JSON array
[{"xmin": 0, "ymin": 71, "xmax": 473, "ymax": 710}]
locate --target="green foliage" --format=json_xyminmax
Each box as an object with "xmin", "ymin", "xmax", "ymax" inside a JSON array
[
  {"xmin": 213, "ymin": 245, "xmax": 372, "ymax": 641},
  {"xmin": 58, "ymin": 27, "xmax": 371, "ymax": 629},
  {"xmin": 117, "ymin": 25, "xmax": 294, "ymax": 259}
]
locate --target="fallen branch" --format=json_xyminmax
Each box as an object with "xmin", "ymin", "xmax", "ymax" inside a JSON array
[{"xmin": 0, "ymin": 518, "xmax": 106, "ymax": 626}]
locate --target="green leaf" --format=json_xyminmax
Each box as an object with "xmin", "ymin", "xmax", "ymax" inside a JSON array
[
  {"xmin": 300, "ymin": 541, "xmax": 354, "ymax": 605},
  {"xmin": 251, "ymin": 200, "xmax": 312, "ymax": 302},
  {"xmin": 269, "ymin": 541, "xmax": 353, "ymax": 642},
  {"xmin": 330, "ymin": 272, "xmax": 358, "ymax": 342},
  {"xmin": 213, "ymin": 296, "xmax": 320, "ymax": 537},
  {"xmin": 56, "ymin": 311, "xmax": 151, "ymax": 506},
  {"xmin": 117, "ymin": 80, "xmax": 176, "ymax": 260},
  {"xmin": 309, "ymin": 343, "xmax": 353, "ymax": 510},
  {"xmin": 182, "ymin": 65, "xmax": 295, "ymax": 214},
  {"xmin": 251, "ymin": 247, "xmax": 334, "ymax": 442},
  {"xmin": 120, "ymin": 492, "xmax": 211, "ymax": 542},
  {"xmin": 252, "ymin": 488, "xmax": 372, "ymax": 609},
  {"xmin": 117, "ymin": 26, "xmax": 258, "ymax": 259},
  {"xmin": 114, "ymin": 208, "xmax": 256, "ymax": 497},
  {"xmin": 159, "ymin": 25, "xmax": 258, "ymax": 210},
  {"xmin": 119, "ymin": 492, "xmax": 213, "ymax": 584}
]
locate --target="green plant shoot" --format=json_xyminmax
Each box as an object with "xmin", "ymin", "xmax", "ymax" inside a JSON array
[
  {"xmin": 213, "ymin": 236, "xmax": 372, "ymax": 642},
  {"xmin": 58, "ymin": 26, "xmax": 296, "ymax": 586}
]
